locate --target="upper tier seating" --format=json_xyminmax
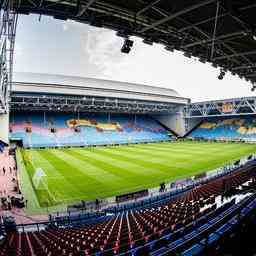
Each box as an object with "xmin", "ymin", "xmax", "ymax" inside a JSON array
[
  {"xmin": 1, "ymin": 164, "xmax": 255, "ymax": 256},
  {"xmin": 190, "ymin": 116, "xmax": 256, "ymax": 142},
  {"xmin": 10, "ymin": 112, "xmax": 170, "ymax": 148}
]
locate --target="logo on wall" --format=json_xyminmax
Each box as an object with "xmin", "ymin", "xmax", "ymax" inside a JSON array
[{"xmin": 221, "ymin": 103, "xmax": 233, "ymax": 113}]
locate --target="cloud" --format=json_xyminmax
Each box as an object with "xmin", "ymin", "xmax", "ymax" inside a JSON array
[
  {"xmin": 14, "ymin": 14, "xmax": 253, "ymax": 102},
  {"xmin": 62, "ymin": 23, "xmax": 69, "ymax": 31},
  {"xmin": 14, "ymin": 43, "xmax": 22, "ymax": 57},
  {"xmin": 81, "ymin": 27, "xmax": 126, "ymax": 76}
]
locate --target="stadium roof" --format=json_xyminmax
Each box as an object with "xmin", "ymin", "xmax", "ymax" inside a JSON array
[
  {"xmin": 7, "ymin": 0, "xmax": 256, "ymax": 85},
  {"xmin": 11, "ymin": 72, "xmax": 188, "ymax": 114},
  {"xmin": 13, "ymin": 72, "xmax": 180, "ymax": 98},
  {"xmin": 12, "ymin": 73, "xmax": 189, "ymax": 107}
]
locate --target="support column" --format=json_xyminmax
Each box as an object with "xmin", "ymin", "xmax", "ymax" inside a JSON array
[
  {"xmin": 108, "ymin": 112, "xmax": 110, "ymax": 123},
  {"xmin": 0, "ymin": 0, "xmax": 18, "ymax": 114},
  {"xmin": 43, "ymin": 111, "xmax": 46, "ymax": 127},
  {"xmin": 0, "ymin": 112, "xmax": 9, "ymax": 143}
]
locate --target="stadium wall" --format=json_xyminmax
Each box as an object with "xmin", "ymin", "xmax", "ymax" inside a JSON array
[
  {"xmin": 0, "ymin": 113, "xmax": 9, "ymax": 144},
  {"xmin": 154, "ymin": 109, "xmax": 186, "ymax": 136}
]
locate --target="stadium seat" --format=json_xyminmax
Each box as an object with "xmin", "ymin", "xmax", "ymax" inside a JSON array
[
  {"xmin": 1, "ymin": 164, "xmax": 255, "ymax": 256},
  {"xmin": 10, "ymin": 112, "xmax": 171, "ymax": 148},
  {"xmin": 190, "ymin": 116, "xmax": 256, "ymax": 142}
]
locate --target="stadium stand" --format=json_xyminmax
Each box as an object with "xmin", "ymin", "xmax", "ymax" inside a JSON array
[
  {"xmin": 1, "ymin": 161, "xmax": 255, "ymax": 256},
  {"xmin": 10, "ymin": 112, "xmax": 171, "ymax": 148},
  {"xmin": 0, "ymin": 142, "xmax": 4, "ymax": 153},
  {"xmin": 190, "ymin": 116, "xmax": 256, "ymax": 142},
  {"xmin": 2, "ymin": 0, "xmax": 256, "ymax": 254}
]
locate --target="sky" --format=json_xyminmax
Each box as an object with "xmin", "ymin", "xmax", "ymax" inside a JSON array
[{"xmin": 13, "ymin": 14, "xmax": 254, "ymax": 102}]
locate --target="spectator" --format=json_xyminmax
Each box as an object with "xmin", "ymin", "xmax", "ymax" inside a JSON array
[{"xmin": 7, "ymin": 196, "xmax": 11, "ymax": 210}]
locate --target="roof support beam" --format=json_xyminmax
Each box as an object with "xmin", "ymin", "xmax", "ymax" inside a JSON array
[
  {"xmin": 179, "ymin": 3, "xmax": 256, "ymax": 33},
  {"xmin": 213, "ymin": 50, "xmax": 256, "ymax": 61},
  {"xmin": 139, "ymin": 0, "xmax": 216, "ymax": 33},
  {"xmin": 172, "ymin": 15, "xmax": 245, "ymax": 65},
  {"xmin": 245, "ymin": 73, "xmax": 256, "ymax": 78},
  {"xmin": 136, "ymin": 0, "xmax": 162, "ymax": 16},
  {"xmin": 178, "ymin": 19, "xmax": 241, "ymax": 64},
  {"xmin": 77, "ymin": 0, "xmax": 97, "ymax": 17},
  {"xmin": 210, "ymin": 0, "xmax": 220, "ymax": 60},
  {"xmin": 138, "ymin": 0, "xmax": 236, "ymax": 65},
  {"xmin": 182, "ymin": 31, "xmax": 246, "ymax": 49},
  {"xmin": 138, "ymin": 0, "xmax": 241, "ymax": 65},
  {"xmin": 231, "ymin": 64, "xmax": 256, "ymax": 71}
]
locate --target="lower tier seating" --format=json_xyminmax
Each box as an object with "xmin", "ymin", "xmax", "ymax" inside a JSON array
[{"xmin": 1, "ymin": 164, "xmax": 255, "ymax": 256}]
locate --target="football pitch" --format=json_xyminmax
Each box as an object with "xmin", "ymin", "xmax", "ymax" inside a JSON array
[{"xmin": 17, "ymin": 141, "xmax": 256, "ymax": 214}]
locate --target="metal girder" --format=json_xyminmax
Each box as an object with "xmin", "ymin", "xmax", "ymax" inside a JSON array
[
  {"xmin": 181, "ymin": 27, "xmax": 252, "ymax": 67},
  {"xmin": 139, "ymin": 0, "xmax": 216, "ymax": 33},
  {"xmin": 176, "ymin": 1, "xmax": 254, "ymax": 67},
  {"xmin": 179, "ymin": 3, "xmax": 256, "ymax": 33},
  {"xmin": 184, "ymin": 97, "xmax": 256, "ymax": 118},
  {"xmin": 136, "ymin": 1, "xmax": 238, "ymax": 67},
  {"xmin": 136, "ymin": 0, "xmax": 162, "ymax": 16},
  {"xmin": 0, "ymin": 0, "xmax": 18, "ymax": 114},
  {"xmin": 176, "ymin": 18, "xmax": 242, "ymax": 65},
  {"xmin": 210, "ymin": 0, "xmax": 219, "ymax": 60},
  {"xmin": 135, "ymin": 0, "xmax": 252, "ymax": 69},
  {"xmin": 245, "ymin": 73, "xmax": 256, "ymax": 78},
  {"xmin": 10, "ymin": 94, "xmax": 180, "ymax": 114},
  {"xmin": 231, "ymin": 64, "xmax": 256, "ymax": 71},
  {"xmin": 213, "ymin": 50, "xmax": 256, "ymax": 61},
  {"xmin": 223, "ymin": 2, "xmax": 253, "ymax": 33},
  {"xmin": 1, "ymin": 0, "xmax": 255, "ymax": 88},
  {"xmin": 83, "ymin": 1, "xmax": 176, "ymax": 35},
  {"xmin": 77, "ymin": 0, "xmax": 97, "ymax": 17},
  {"xmin": 136, "ymin": 0, "xmax": 243, "ymax": 66},
  {"xmin": 179, "ymin": 1, "xmax": 255, "ymax": 67},
  {"xmin": 182, "ymin": 31, "xmax": 246, "ymax": 49}
]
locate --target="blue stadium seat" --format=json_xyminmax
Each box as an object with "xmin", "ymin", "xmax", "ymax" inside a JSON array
[
  {"xmin": 190, "ymin": 116, "xmax": 256, "ymax": 142},
  {"xmin": 10, "ymin": 112, "xmax": 171, "ymax": 148}
]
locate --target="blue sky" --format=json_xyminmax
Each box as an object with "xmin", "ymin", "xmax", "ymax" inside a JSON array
[{"xmin": 14, "ymin": 14, "xmax": 253, "ymax": 102}]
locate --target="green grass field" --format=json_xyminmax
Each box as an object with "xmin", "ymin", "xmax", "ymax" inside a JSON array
[{"xmin": 17, "ymin": 141, "xmax": 256, "ymax": 214}]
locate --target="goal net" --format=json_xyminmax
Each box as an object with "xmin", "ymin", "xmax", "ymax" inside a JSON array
[{"xmin": 32, "ymin": 168, "xmax": 47, "ymax": 190}]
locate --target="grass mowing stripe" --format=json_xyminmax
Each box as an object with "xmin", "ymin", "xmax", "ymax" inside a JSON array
[
  {"xmin": 68, "ymin": 148, "xmax": 148, "ymax": 181},
  {"xmin": 19, "ymin": 141, "xmax": 256, "ymax": 214},
  {"xmin": 49, "ymin": 150, "xmax": 145, "ymax": 199},
  {"xmin": 135, "ymin": 143, "xmax": 221, "ymax": 155},
  {"xmin": 35, "ymin": 150, "xmax": 90, "ymax": 205},
  {"xmin": 28, "ymin": 150, "xmax": 80, "ymax": 203},
  {"xmin": 28, "ymin": 150, "xmax": 64, "ymax": 178},
  {"xmin": 79, "ymin": 147, "xmax": 171, "ymax": 173},
  {"xmin": 48, "ymin": 149, "xmax": 104, "ymax": 187},
  {"xmin": 92, "ymin": 147, "xmax": 170, "ymax": 173},
  {"xmin": 112, "ymin": 146, "xmax": 204, "ymax": 167},
  {"xmin": 141, "ymin": 142, "xmax": 254, "ymax": 152},
  {"xmin": 116, "ymin": 145, "xmax": 202, "ymax": 161},
  {"xmin": 60, "ymin": 148, "xmax": 124, "ymax": 183},
  {"xmin": 93, "ymin": 146, "xmax": 181, "ymax": 174},
  {"xmin": 38, "ymin": 150, "xmax": 100, "ymax": 195}
]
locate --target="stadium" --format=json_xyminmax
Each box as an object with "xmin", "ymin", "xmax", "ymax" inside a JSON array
[{"xmin": 1, "ymin": 1, "xmax": 256, "ymax": 256}]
